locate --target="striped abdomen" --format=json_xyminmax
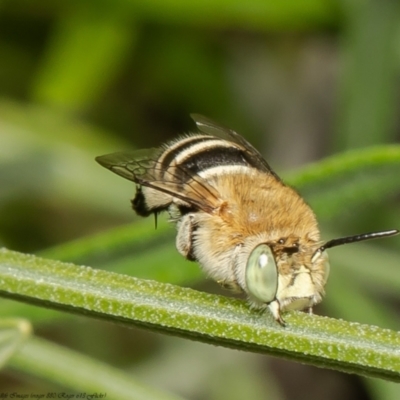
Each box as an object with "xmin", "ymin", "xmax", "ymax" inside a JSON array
[{"xmin": 133, "ymin": 134, "xmax": 262, "ymax": 217}]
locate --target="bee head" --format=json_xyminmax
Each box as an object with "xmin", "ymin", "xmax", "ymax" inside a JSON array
[{"xmin": 244, "ymin": 229, "xmax": 398, "ymax": 325}]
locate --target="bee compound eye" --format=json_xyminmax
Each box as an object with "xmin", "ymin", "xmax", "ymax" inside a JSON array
[{"xmin": 245, "ymin": 244, "xmax": 278, "ymax": 303}]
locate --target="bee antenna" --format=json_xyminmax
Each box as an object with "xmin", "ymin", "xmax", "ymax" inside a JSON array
[{"xmin": 311, "ymin": 229, "xmax": 399, "ymax": 263}]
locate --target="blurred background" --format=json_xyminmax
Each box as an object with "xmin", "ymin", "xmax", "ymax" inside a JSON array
[{"xmin": 1, "ymin": 0, "xmax": 400, "ymax": 399}]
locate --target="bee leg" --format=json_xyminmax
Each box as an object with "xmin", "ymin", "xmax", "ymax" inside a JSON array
[
  {"xmin": 217, "ymin": 280, "xmax": 242, "ymax": 293},
  {"xmin": 268, "ymin": 300, "xmax": 286, "ymax": 326},
  {"xmin": 176, "ymin": 214, "xmax": 196, "ymax": 261}
]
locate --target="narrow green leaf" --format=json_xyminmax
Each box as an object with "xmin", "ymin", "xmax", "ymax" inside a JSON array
[
  {"xmin": 9, "ymin": 336, "xmax": 184, "ymax": 400},
  {"xmin": 0, "ymin": 248, "xmax": 399, "ymax": 382},
  {"xmin": 287, "ymin": 145, "xmax": 400, "ymax": 219},
  {"xmin": 335, "ymin": 0, "xmax": 400, "ymax": 150},
  {"xmin": 326, "ymin": 263, "xmax": 399, "ymax": 330},
  {"xmin": 121, "ymin": 0, "xmax": 339, "ymax": 30},
  {"xmin": 39, "ymin": 218, "xmax": 201, "ymax": 283},
  {"xmin": 0, "ymin": 99, "xmax": 132, "ymax": 216},
  {"xmin": 0, "ymin": 318, "xmax": 31, "ymax": 369},
  {"xmin": 365, "ymin": 378, "xmax": 400, "ymax": 400},
  {"xmin": 40, "ymin": 218, "xmax": 171, "ymax": 267},
  {"xmin": 332, "ymin": 240, "xmax": 400, "ymax": 297},
  {"xmin": 32, "ymin": 3, "xmax": 135, "ymax": 110}
]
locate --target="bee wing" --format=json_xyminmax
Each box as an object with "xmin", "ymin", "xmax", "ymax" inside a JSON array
[
  {"xmin": 191, "ymin": 114, "xmax": 281, "ymax": 180},
  {"xmin": 96, "ymin": 148, "xmax": 158, "ymax": 181},
  {"xmin": 95, "ymin": 149, "xmax": 221, "ymax": 213}
]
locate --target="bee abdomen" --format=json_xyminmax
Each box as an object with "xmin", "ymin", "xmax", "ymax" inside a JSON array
[
  {"xmin": 133, "ymin": 133, "xmax": 258, "ymax": 217},
  {"xmin": 131, "ymin": 187, "xmax": 150, "ymax": 216},
  {"xmin": 131, "ymin": 187, "xmax": 168, "ymax": 217},
  {"xmin": 159, "ymin": 135, "xmax": 252, "ymax": 182}
]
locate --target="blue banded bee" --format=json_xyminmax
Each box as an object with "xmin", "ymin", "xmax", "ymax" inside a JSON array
[{"xmin": 96, "ymin": 115, "xmax": 398, "ymax": 325}]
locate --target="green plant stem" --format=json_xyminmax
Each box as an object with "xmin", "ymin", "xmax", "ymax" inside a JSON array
[
  {"xmin": 0, "ymin": 248, "xmax": 399, "ymax": 382},
  {"xmin": 9, "ymin": 336, "xmax": 184, "ymax": 400}
]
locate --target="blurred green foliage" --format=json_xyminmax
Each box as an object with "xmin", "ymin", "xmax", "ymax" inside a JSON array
[{"xmin": 0, "ymin": 0, "xmax": 400, "ymax": 399}]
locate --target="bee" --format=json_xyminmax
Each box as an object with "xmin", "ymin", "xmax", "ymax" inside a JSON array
[{"xmin": 96, "ymin": 115, "xmax": 398, "ymax": 325}]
